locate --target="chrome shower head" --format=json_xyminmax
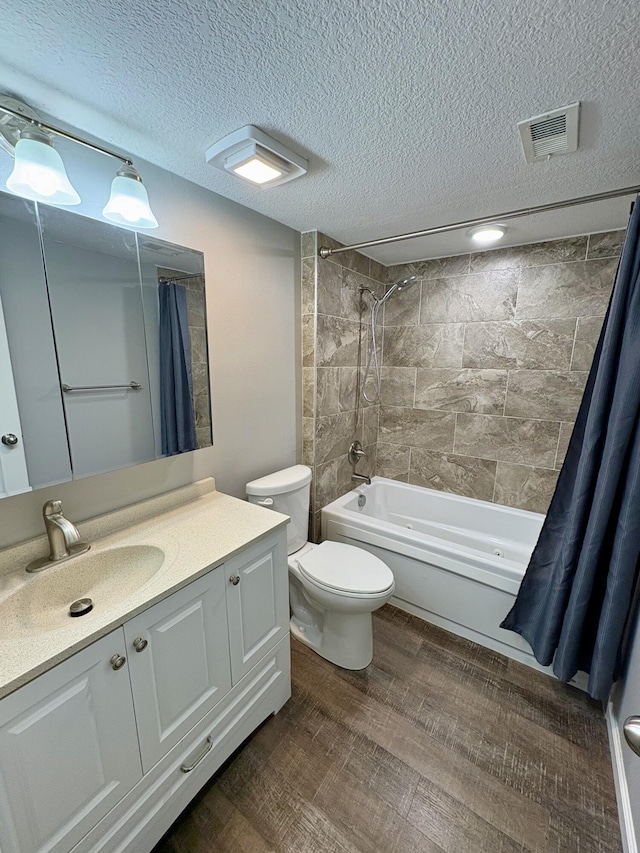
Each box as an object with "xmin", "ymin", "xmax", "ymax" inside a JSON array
[{"xmin": 381, "ymin": 274, "xmax": 418, "ymax": 303}]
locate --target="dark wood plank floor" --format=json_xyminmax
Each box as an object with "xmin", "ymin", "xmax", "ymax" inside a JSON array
[{"xmin": 153, "ymin": 605, "xmax": 622, "ymax": 853}]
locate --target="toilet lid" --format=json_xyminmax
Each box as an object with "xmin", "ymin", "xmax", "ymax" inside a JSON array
[{"xmin": 297, "ymin": 541, "xmax": 394, "ymax": 594}]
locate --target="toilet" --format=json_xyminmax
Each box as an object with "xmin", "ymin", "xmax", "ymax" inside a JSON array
[{"xmin": 246, "ymin": 464, "xmax": 394, "ymax": 670}]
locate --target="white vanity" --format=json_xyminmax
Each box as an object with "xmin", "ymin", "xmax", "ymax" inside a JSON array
[{"xmin": 0, "ymin": 478, "xmax": 291, "ymax": 853}]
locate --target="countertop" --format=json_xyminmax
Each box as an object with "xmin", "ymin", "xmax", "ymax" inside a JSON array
[{"xmin": 0, "ymin": 479, "xmax": 289, "ymax": 699}]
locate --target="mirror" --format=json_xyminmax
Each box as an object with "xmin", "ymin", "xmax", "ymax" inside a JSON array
[{"xmin": 0, "ymin": 191, "xmax": 212, "ymax": 499}]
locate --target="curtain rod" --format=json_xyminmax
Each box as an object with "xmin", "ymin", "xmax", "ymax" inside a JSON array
[{"xmin": 317, "ymin": 184, "xmax": 640, "ymax": 259}]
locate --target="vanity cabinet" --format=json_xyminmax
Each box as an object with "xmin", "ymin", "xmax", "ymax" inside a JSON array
[{"xmin": 0, "ymin": 528, "xmax": 290, "ymax": 853}]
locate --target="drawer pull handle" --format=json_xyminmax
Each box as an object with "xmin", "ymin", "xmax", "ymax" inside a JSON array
[
  {"xmin": 110, "ymin": 654, "xmax": 126, "ymax": 671},
  {"xmin": 133, "ymin": 637, "xmax": 148, "ymax": 652},
  {"xmin": 180, "ymin": 736, "xmax": 213, "ymax": 773},
  {"xmin": 230, "ymin": 574, "xmax": 240, "ymax": 586}
]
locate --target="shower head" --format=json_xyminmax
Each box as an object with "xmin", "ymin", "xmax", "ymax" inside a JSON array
[{"xmin": 380, "ymin": 274, "xmax": 418, "ymax": 303}]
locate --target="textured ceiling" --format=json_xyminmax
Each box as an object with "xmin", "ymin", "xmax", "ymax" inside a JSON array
[{"xmin": 0, "ymin": 0, "xmax": 638, "ymax": 262}]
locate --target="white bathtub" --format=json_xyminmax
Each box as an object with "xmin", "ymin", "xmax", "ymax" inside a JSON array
[{"xmin": 322, "ymin": 477, "xmax": 552, "ymax": 673}]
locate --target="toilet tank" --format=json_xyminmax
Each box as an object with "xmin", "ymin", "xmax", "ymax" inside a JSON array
[{"xmin": 246, "ymin": 465, "xmax": 312, "ymax": 555}]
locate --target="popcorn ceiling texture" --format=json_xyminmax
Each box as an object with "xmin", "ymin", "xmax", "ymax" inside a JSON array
[
  {"xmin": 304, "ymin": 230, "xmax": 624, "ymax": 520},
  {"xmin": 0, "ymin": 0, "xmax": 638, "ymax": 262}
]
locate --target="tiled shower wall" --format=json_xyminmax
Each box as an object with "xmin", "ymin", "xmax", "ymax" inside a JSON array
[
  {"xmin": 302, "ymin": 231, "xmax": 386, "ymax": 539},
  {"xmin": 377, "ymin": 230, "xmax": 624, "ymax": 513}
]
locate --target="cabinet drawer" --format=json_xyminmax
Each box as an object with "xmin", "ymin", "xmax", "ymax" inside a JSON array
[{"xmin": 124, "ymin": 569, "xmax": 232, "ymax": 772}]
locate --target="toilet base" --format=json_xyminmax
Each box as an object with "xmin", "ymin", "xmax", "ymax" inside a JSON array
[{"xmin": 290, "ymin": 610, "xmax": 374, "ymax": 670}]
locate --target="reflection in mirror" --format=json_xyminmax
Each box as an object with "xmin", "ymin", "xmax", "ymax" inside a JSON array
[{"xmin": 0, "ymin": 190, "xmax": 212, "ymax": 500}]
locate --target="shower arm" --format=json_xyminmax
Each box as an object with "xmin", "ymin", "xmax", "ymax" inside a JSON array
[{"xmin": 318, "ymin": 184, "xmax": 640, "ymax": 259}]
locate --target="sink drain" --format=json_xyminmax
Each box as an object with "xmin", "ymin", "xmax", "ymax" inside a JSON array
[{"xmin": 69, "ymin": 598, "xmax": 93, "ymax": 617}]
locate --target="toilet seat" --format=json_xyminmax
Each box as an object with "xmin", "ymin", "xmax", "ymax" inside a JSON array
[{"xmin": 296, "ymin": 541, "xmax": 394, "ymax": 595}]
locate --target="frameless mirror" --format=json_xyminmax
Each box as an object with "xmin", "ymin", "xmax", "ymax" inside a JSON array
[{"xmin": 0, "ymin": 191, "xmax": 212, "ymax": 499}]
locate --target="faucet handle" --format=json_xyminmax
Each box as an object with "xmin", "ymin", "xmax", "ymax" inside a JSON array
[
  {"xmin": 43, "ymin": 499, "xmax": 63, "ymax": 516},
  {"xmin": 348, "ymin": 441, "xmax": 367, "ymax": 465}
]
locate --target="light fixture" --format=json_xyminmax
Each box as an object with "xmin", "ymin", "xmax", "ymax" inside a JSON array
[
  {"xmin": 103, "ymin": 165, "xmax": 158, "ymax": 228},
  {"xmin": 206, "ymin": 126, "xmax": 307, "ymax": 187},
  {"xmin": 6, "ymin": 127, "xmax": 80, "ymax": 205},
  {"xmin": 0, "ymin": 94, "xmax": 158, "ymax": 228},
  {"xmin": 470, "ymin": 224, "xmax": 507, "ymax": 245}
]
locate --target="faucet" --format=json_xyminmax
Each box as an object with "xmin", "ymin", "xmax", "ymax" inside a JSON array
[
  {"xmin": 26, "ymin": 500, "xmax": 90, "ymax": 573},
  {"xmin": 348, "ymin": 441, "xmax": 372, "ymax": 486}
]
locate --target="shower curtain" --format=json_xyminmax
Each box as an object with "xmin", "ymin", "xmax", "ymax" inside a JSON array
[
  {"xmin": 158, "ymin": 282, "xmax": 198, "ymax": 456},
  {"xmin": 501, "ymin": 198, "xmax": 640, "ymax": 701}
]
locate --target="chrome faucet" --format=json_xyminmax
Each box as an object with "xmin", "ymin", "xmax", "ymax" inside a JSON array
[
  {"xmin": 348, "ymin": 441, "xmax": 372, "ymax": 486},
  {"xmin": 26, "ymin": 500, "xmax": 90, "ymax": 573}
]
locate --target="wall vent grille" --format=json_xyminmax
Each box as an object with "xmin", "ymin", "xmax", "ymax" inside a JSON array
[{"xmin": 518, "ymin": 103, "xmax": 580, "ymax": 163}]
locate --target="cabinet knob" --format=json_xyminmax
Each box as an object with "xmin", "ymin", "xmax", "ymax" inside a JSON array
[
  {"xmin": 110, "ymin": 653, "xmax": 127, "ymax": 671},
  {"xmin": 133, "ymin": 637, "xmax": 148, "ymax": 653},
  {"xmin": 1, "ymin": 433, "xmax": 18, "ymax": 447},
  {"xmin": 229, "ymin": 574, "xmax": 240, "ymax": 586}
]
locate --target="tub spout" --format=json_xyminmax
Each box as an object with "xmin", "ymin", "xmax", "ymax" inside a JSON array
[{"xmin": 351, "ymin": 472, "xmax": 371, "ymax": 486}]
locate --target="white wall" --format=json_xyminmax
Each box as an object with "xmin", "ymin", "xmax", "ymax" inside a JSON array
[{"xmin": 0, "ymin": 144, "xmax": 301, "ymax": 546}]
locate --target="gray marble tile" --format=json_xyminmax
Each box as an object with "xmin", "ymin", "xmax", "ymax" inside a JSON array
[
  {"xmin": 302, "ymin": 314, "xmax": 315, "ymax": 367},
  {"xmin": 587, "ymin": 230, "xmax": 625, "ymax": 260},
  {"xmin": 316, "ymin": 367, "xmax": 340, "ymax": 416},
  {"xmin": 505, "ymin": 370, "xmax": 587, "ymax": 421},
  {"xmin": 301, "ymin": 230, "xmax": 317, "ymax": 259},
  {"xmin": 317, "ymin": 233, "xmax": 369, "ymax": 276},
  {"xmin": 387, "ymin": 254, "xmax": 470, "ymax": 282},
  {"xmin": 556, "ymin": 421, "xmax": 574, "ymax": 470},
  {"xmin": 316, "ymin": 410, "xmax": 357, "ymax": 464},
  {"xmin": 383, "ymin": 324, "xmax": 464, "ymax": 368},
  {"xmin": 516, "ymin": 258, "xmax": 616, "ymax": 319},
  {"xmin": 191, "ymin": 362, "xmax": 209, "ymax": 397},
  {"xmin": 342, "ymin": 268, "xmax": 373, "ymax": 322},
  {"xmin": 463, "ymin": 319, "xmax": 576, "ymax": 370},
  {"xmin": 302, "ymin": 368, "xmax": 315, "ymax": 418},
  {"xmin": 357, "ymin": 405, "xmax": 379, "ymax": 447},
  {"xmin": 339, "ymin": 366, "xmax": 361, "ymax": 412},
  {"xmin": 316, "ymin": 315, "xmax": 361, "ymax": 367},
  {"xmin": 194, "ymin": 392, "xmax": 211, "ymax": 428},
  {"xmin": 187, "ymin": 288, "xmax": 206, "ymax": 328},
  {"xmin": 196, "ymin": 426, "xmax": 212, "ymax": 449},
  {"xmin": 302, "ymin": 417, "xmax": 314, "ymax": 466},
  {"xmin": 376, "ymin": 443, "xmax": 410, "ymax": 481},
  {"xmin": 380, "ymin": 367, "xmax": 416, "ymax": 407},
  {"xmin": 454, "ymin": 414, "xmax": 560, "ymax": 467},
  {"xmin": 382, "ymin": 279, "xmax": 421, "ymax": 326},
  {"xmin": 469, "ymin": 237, "xmax": 588, "ymax": 273},
  {"xmin": 317, "ymin": 258, "xmax": 343, "ymax": 317},
  {"xmin": 572, "ymin": 316, "xmax": 604, "ymax": 371},
  {"xmin": 409, "ymin": 449, "xmax": 497, "ymax": 501},
  {"xmin": 494, "ymin": 462, "xmax": 560, "ymax": 514},
  {"xmin": 421, "ymin": 270, "xmax": 517, "ymax": 323},
  {"xmin": 302, "ymin": 257, "xmax": 316, "ymax": 314},
  {"xmin": 189, "ymin": 327, "xmax": 207, "ymax": 364},
  {"xmin": 379, "ymin": 406, "xmax": 455, "ymax": 451},
  {"xmin": 315, "ymin": 455, "xmax": 352, "ymax": 509},
  {"xmin": 368, "ymin": 257, "xmax": 387, "ymax": 283},
  {"xmin": 414, "ymin": 368, "xmax": 507, "ymax": 414}
]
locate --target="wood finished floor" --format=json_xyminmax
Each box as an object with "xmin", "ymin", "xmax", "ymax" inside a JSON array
[{"xmin": 153, "ymin": 605, "xmax": 622, "ymax": 853}]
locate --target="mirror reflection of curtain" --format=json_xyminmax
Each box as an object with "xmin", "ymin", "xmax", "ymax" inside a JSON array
[{"xmin": 159, "ymin": 283, "xmax": 198, "ymax": 455}]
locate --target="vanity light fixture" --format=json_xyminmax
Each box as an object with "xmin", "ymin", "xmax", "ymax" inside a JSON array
[
  {"xmin": 0, "ymin": 94, "xmax": 158, "ymax": 228},
  {"xmin": 469, "ymin": 224, "xmax": 507, "ymax": 245},
  {"xmin": 205, "ymin": 126, "xmax": 307, "ymax": 187}
]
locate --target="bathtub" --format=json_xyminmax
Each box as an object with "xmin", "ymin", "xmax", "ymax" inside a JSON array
[{"xmin": 322, "ymin": 476, "xmax": 562, "ymax": 676}]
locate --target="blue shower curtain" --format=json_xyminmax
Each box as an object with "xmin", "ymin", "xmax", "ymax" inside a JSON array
[
  {"xmin": 501, "ymin": 198, "xmax": 640, "ymax": 701},
  {"xmin": 159, "ymin": 282, "xmax": 198, "ymax": 456}
]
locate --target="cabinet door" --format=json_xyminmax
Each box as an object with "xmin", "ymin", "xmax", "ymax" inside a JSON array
[
  {"xmin": 226, "ymin": 531, "xmax": 289, "ymax": 683},
  {"xmin": 0, "ymin": 629, "xmax": 141, "ymax": 853},
  {"xmin": 124, "ymin": 569, "xmax": 232, "ymax": 772}
]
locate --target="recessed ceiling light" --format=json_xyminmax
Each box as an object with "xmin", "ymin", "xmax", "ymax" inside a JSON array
[
  {"xmin": 470, "ymin": 225, "xmax": 507, "ymax": 245},
  {"xmin": 205, "ymin": 126, "xmax": 307, "ymax": 188}
]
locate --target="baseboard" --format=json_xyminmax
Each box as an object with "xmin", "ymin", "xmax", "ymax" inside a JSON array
[{"xmin": 606, "ymin": 699, "xmax": 637, "ymax": 853}]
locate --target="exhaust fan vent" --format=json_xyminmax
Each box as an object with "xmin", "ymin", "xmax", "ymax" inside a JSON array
[{"xmin": 518, "ymin": 103, "xmax": 580, "ymax": 163}]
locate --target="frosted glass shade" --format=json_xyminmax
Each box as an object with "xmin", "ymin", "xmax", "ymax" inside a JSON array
[
  {"xmin": 103, "ymin": 168, "xmax": 158, "ymax": 229},
  {"xmin": 6, "ymin": 134, "xmax": 81, "ymax": 205}
]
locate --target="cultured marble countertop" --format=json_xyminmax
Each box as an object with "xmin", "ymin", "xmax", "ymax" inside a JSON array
[{"xmin": 0, "ymin": 478, "xmax": 289, "ymax": 699}]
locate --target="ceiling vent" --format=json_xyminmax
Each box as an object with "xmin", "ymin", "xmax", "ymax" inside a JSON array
[{"xmin": 518, "ymin": 103, "xmax": 580, "ymax": 163}]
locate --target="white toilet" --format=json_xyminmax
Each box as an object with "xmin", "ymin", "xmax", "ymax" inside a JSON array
[{"xmin": 246, "ymin": 464, "xmax": 394, "ymax": 670}]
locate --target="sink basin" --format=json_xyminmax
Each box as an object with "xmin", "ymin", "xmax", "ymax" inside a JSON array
[{"xmin": 0, "ymin": 545, "xmax": 165, "ymax": 636}]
